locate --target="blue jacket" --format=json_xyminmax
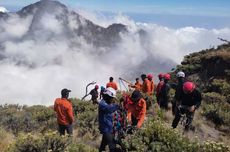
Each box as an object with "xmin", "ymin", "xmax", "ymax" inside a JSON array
[{"xmin": 98, "ymin": 100, "xmax": 119, "ymax": 134}]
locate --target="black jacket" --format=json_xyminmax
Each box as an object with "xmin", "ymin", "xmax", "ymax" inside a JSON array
[
  {"xmin": 179, "ymin": 89, "xmax": 202, "ymax": 109},
  {"xmin": 174, "ymin": 80, "xmax": 184, "ymax": 101},
  {"xmin": 159, "ymin": 82, "xmax": 171, "ymax": 103}
]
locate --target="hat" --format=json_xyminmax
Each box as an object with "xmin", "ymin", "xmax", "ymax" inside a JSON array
[
  {"xmin": 103, "ymin": 87, "xmax": 116, "ymax": 98},
  {"xmin": 61, "ymin": 88, "xmax": 71, "ymax": 96}
]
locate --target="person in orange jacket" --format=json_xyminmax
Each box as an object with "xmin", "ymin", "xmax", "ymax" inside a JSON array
[
  {"xmin": 147, "ymin": 74, "xmax": 154, "ymax": 95},
  {"xmin": 130, "ymin": 78, "xmax": 142, "ymax": 91},
  {"xmin": 141, "ymin": 74, "xmax": 152, "ymax": 109},
  {"xmin": 106, "ymin": 77, "xmax": 118, "ymax": 90},
  {"xmin": 54, "ymin": 88, "xmax": 74, "ymax": 136},
  {"xmin": 127, "ymin": 90, "xmax": 146, "ymax": 128},
  {"xmin": 141, "ymin": 74, "xmax": 151, "ymax": 96}
]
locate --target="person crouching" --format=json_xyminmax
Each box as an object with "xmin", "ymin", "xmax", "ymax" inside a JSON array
[{"xmin": 127, "ymin": 90, "xmax": 146, "ymax": 129}]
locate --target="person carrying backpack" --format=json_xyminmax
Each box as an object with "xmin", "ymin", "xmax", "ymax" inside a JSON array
[
  {"xmin": 172, "ymin": 82, "xmax": 202, "ymax": 131},
  {"xmin": 98, "ymin": 87, "xmax": 120, "ymax": 152},
  {"xmin": 54, "ymin": 88, "xmax": 74, "ymax": 136}
]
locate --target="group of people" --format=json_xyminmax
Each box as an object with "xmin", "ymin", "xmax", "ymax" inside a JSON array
[{"xmin": 53, "ymin": 72, "xmax": 202, "ymax": 151}]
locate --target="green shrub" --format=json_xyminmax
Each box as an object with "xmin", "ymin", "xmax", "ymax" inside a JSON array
[
  {"xmin": 202, "ymin": 102, "xmax": 230, "ymax": 127},
  {"xmin": 201, "ymin": 140, "xmax": 230, "ymax": 152},
  {"xmin": 0, "ymin": 128, "xmax": 14, "ymax": 152},
  {"xmin": 202, "ymin": 92, "xmax": 226, "ymax": 104},
  {"xmin": 0, "ymin": 104, "xmax": 56, "ymax": 134},
  {"xmin": 211, "ymin": 79, "xmax": 230, "ymax": 96},
  {"xmin": 122, "ymin": 118, "xmax": 230, "ymax": 152},
  {"xmin": 8, "ymin": 131, "xmax": 71, "ymax": 152},
  {"xmin": 67, "ymin": 143, "xmax": 97, "ymax": 152}
]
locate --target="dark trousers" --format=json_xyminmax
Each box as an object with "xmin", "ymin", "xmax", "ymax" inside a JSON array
[
  {"xmin": 172, "ymin": 100, "xmax": 177, "ymax": 115},
  {"xmin": 58, "ymin": 124, "xmax": 73, "ymax": 136},
  {"xmin": 131, "ymin": 115, "xmax": 138, "ymax": 126},
  {"xmin": 172, "ymin": 107, "xmax": 194, "ymax": 129},
  {"xmin": 160, "ymin": 100, "xmax": 168, "ymax": 110},
  {"xmin": 99, "ymin": 133, "xmax": 116, "ymax": 152}
]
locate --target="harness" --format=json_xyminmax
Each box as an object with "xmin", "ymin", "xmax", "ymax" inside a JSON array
[{"xmin": 178, "ymin": 105, "xmax": 190, "ymax": 127}]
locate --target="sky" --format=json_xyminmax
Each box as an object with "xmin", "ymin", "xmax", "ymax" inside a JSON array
[{"xmin": 0, "ymin": 0, "xmax": 230, "ymax": 28}]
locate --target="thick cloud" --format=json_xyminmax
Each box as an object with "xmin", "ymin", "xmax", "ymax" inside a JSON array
[
  {"xmin": 0, "ymin": 6, "xmax": 8, "ymax": 13},
  {"xmin": 0, "ymin": 5, "xmax": 230, "ymax": 105}
]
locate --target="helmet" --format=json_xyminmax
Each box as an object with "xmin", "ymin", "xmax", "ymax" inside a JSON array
[
  {"xmin": 164, "ymin": 73, "xmax": 171, "ymax": 80},
  {"xmin": 95, "ymin": 85, "xmax": 99, "ymax": 89},
  {"xmin": 176, "ymin": 71, "xmax": 185, "ymax": 78},
  {"xmin": 100, "ymin": 86, "xmax": 105, "ymax": 91},
  {"xmin": 183, "ymin": 82, "xmax": 195, "ymax": 93},
  {"xmin": 103, "ymin": 87, "xmax": 116, "ymax": 98},
  {"xmin": 158, "ymin": 73, "xmax": 164, "ymax": 79},
  {"xmin": 147, "ymin": 74, "xmax": 153, "ymax": 79},
  {"xmin": 61, "ymin": 88, "xmax": 71, "ymax": 96}
]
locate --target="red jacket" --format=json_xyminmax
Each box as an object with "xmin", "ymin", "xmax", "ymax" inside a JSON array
[
  {"xmin": 127, "ymin": 98, "xmax": 146, "ymax": 128},
  {"xmin": 54, "ymin": 98, "xmax": 74, "ymax": 125},
  {"xmin": 156, "ymin": 81, "xmax": 164, "ymax": 97}
]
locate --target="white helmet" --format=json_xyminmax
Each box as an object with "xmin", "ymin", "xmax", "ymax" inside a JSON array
[
  {"xmin": 103, "ymin": 87, "xmax": 116, "ymax": 98},
  {"xmin": 176, "ymin": 71, "xmax": 185, "ymax": 78}
]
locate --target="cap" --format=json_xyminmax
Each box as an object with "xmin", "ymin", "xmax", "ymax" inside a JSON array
[{"xmin": 61, "ymin": 88, "xmax": 71, "ymax": 96}]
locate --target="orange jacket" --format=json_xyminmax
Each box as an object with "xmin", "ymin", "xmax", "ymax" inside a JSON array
[
  {"xmin": 54, "ymin": 98, "xmax": 74, "ymax": 125},
  {"xmin": 134, "ymin": 81, "xmax": 142, "ymax": 91},
  {"xmin": 127, "ymin": 98, "xmax": 146, "ymax": 128},
  {"xmin": 142, "ymin": 78, "xmax": 151, "ymax": 96},
  {"xmin": 150, "ymin": 80, "xmax": 154, "ymax": 95},
  {"xmin": 131, "ymin": 81, "xmax": 142, "ymax": 91},
  {"xmin": 106, "ymin": 82, "xmax": 118, "ymax": 90}
]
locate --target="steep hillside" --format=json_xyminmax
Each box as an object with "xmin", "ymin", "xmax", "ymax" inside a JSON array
[{"xmin": 173, "ymin": 42, "xmax": 230, "ymax": 137}]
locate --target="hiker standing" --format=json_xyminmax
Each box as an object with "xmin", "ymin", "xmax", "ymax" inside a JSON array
[
  {"xmin": 159, "ymin": 73, "xmax": 171, "ymax": 109},
  {"xmin": 172, "ymin": 82, "xmax": 202, "ymax": 130},
  {"xmin": 130, "ymin": 78, "xmax": 142, "ymax": 91},
  {"xmin": 172, "ymin": 71, "xmax": 186, "ymax": 115},
  {"xmin": 89, "ymin": 85, "xmax": 99, "ymax": 104},
  {"xmin": 141, "ymin": 74, "xmax": 151, "ymax": 109},
  {"xmin": 156, "ymin": 73, "xmax": 164, "ymax": 105},
  {"xmin": 54, "ymin": 88, "xmax": 74, "ymax": 136},
  {"xmin": 106, "ymin": 77, "xmax": 118, "ymax": 91},
  {"xmin": 100, "ymin": 86, "xmax": 106, "ymax": 99},
  {"xmin": 99, "ymin": 87, "xmax": 119, "ymax": 152},
  {"xmin": 127, "ymin": 90, "xmax": 146, "ymax": 129},
  {"xmin": 147, "ymin": 74, "xmax": 154, "ymax": 96}
]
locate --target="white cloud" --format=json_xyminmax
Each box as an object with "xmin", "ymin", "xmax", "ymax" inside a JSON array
[
  {"xmin": 0, "ymin": 6, "xmax": 8, "ymax": 13},
  {"xmin": 0, "ymin": 7, "xmax": 230, "ymax": 105}
]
